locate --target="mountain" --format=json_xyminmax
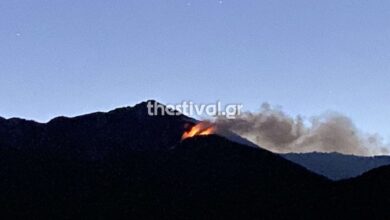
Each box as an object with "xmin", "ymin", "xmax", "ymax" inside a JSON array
[
  {"xmin": 0, "ymin": 101, "xmax": 331, "ymax": 219},
  {"xmin": 323, "ymin": 165, "xmax": 390, "ymax": 219},
  {"xmin": 3, "ymin": 100, "xmax": 390, "ymax": 219},
  {"xmin": 281, "ymin": 152, "xmax": 390, "ymax": 180},
  {"xmin": 0, "ymin": 100, "xmax": 193, "ymax": 154}
]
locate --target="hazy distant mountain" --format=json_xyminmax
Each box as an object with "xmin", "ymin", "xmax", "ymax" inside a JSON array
[{"xmin": 281, "ymin": 152, "xmax": 390, "ymax": 180}]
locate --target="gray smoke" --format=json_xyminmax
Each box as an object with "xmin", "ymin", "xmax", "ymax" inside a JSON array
[{"xmin": 215, "ymin": 103, "xmax": 389, "ymax": 156}]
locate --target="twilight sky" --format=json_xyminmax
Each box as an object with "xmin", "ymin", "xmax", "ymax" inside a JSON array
[{"xmin": 0, "ymin": 0, "xmax": 389, "ymax": 140}]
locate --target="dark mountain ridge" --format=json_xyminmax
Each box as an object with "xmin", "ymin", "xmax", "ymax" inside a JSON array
[
  {"xmin": 0, "ymin": 101, "xmax": 192, "ymax": 155},
  {"xmin": 0, "ymin": 100, "xmax": 389, "ymax": 219}
]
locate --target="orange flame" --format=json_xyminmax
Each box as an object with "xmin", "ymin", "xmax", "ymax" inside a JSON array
[{"xmin": 181, "ymin": 122, "xmax": 216, "ymax": 140}]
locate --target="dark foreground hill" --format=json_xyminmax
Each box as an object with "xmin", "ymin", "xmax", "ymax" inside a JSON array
[
  {"xmin": 0, "ymin": 101, "xmax": 389, "ymax": 219},
  {"xmin": 327, "ymin": 165, "xmax": 390, "ymax": 219}
]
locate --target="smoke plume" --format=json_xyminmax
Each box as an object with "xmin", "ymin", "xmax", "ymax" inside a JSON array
[{"xmin": 215, "ymin": 103, "xmax": 389, "ymax": 156}]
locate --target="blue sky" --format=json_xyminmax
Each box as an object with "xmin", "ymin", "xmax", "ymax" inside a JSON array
[{"xmin": 0, "ymin": 0, "xmax": 389, "ymax": 140}]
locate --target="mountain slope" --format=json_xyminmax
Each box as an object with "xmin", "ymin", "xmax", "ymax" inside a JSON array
[{"xmin": 165, "ymin": 135, "xmax": 330, "ymax": 219}]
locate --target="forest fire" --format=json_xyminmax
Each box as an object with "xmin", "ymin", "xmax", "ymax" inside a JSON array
[{"xmin": 181, "ymin": 122, "xmax": 216, "ymax": 140}]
